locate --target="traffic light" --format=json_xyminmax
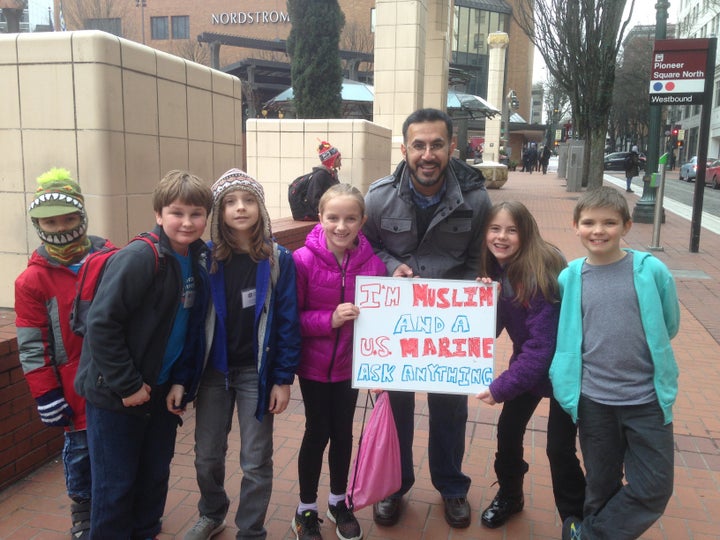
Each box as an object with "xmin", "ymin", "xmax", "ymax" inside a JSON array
[{"xmin": 671, "ymin": 126, "xmax": 679, "ymax": 137}]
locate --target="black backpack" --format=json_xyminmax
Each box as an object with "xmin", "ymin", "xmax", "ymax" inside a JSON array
[{"xmin": 288, "ymin": 168, "xmax": 339, "ymax": 221}]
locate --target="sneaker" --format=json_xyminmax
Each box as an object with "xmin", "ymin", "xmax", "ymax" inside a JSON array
[
  {"xmin": 327, "ymin": 501, "xmax": 363, "ymax": 540},
  {"xmin": 561, "ymin": 516, "xmax": 582, "ymax": 540},
  {"xmin": 292, "ymin": 509, "xmax": 324, "ymax": 540},
  {"xmin": 183, "ymin": 516, "xmax": 226, "ymax": 540}
]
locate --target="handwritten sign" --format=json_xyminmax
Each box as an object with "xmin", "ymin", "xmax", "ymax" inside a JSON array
[{"xmin": 352, "ymin": 276, "xmax": 497, "ymax": 395}]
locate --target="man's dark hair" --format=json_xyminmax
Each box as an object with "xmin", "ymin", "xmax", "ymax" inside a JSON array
[{"xmin": 402, "ymin": 108, "xmax": 454, "ymax": 142}]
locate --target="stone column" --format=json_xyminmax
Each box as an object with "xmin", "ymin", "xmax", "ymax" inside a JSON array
[
  {"xmin": 485, "ymin": 32, "xmax": 509, "ymax": 163},
  {"xmin": 373, "ymin": 0, "xmax": 427, "ymax": 167},
  {"xmin": 423, "ymin": 0, "xmax": 453, "ymax": 112}
]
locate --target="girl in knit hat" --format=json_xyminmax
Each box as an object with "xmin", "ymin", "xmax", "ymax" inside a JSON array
[
  {"xmin": 185, "ymin": 169, "xmax": 301, "ymax": 540},
  {"xmin": 14, "ymin": 167, "xmax": 115, "ymax": 538}
]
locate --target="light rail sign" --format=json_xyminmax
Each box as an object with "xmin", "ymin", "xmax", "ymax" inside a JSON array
[{"xmin": 649, "ymin": 39, "xmax": 710, "ymax": 105}]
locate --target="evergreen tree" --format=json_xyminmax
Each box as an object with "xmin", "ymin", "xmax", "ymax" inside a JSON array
[{"xmin": 286, "ymin": 0, "xmax": 345, "ymax": 118}]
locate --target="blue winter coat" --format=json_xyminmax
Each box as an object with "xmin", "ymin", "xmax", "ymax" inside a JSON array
[{"xmin": 206, "ymin": 242, "xmax": 301, "ymax": 421}]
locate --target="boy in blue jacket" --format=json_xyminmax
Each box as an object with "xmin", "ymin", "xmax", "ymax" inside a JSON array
[
  {"xmin": 75, "ymin": 170, "xmax": 213, "ymax": 540},
  {"xmin": 551, "ymin": 187, "xmax": 680, "ymax": 540}
]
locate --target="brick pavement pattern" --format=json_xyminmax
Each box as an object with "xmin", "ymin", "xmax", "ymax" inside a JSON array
[{"xmin": 1, "ymin": 169, "xmax": 719, "ymax": 539}]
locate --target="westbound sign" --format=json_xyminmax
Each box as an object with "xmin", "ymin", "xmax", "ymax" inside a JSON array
[{"xmin": 649, "ymin": 39, "xmax": 711, "ymax": 105}]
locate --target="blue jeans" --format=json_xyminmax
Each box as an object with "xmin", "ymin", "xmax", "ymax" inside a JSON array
[
  {"xmin": 63, "ymin": 429, "xmax": 92, "ymax": 502},
  {"xmin": 388, "ymin": 391, "xmax": 471, "ymax": 498},
  {"xmin": 86, "ymin": 385, "xmax": 180, "ymax": 540},
  {"xmin": 578, "ymin": 396, "xmax": 674, "ymax": 540},
  {"xmin": 193, "ymin": 367, "xmax": 274, "ymax": 540}
]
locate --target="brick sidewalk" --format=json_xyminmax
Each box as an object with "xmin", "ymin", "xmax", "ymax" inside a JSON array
[{"xmin": 1, "ymin": 170, "xmax": 719, "ymax": 539}]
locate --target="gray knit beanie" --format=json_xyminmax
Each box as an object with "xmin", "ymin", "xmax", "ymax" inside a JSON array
[{"xmin": 210, "ymin": 168, "xmax": 272, "ymax": 245}]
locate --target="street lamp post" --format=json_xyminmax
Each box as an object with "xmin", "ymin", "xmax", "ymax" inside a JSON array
[
  {"xmin": 632, "ymin": 0, "xmax": 670, "ymax": 223},
  {"xmin": 136, "ymin": 0, "xmax": 147, "ymax": 44}
]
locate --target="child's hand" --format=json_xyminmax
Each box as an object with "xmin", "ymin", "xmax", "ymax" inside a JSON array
[
  {"xmin": 122, "ymin": 383, "xmax": 151, "ymax": 407},
  {"xmin": 475, "ymin": 389, "xmax": 497, "ymax": 405},
  {"xmin": 331, "ymin": 302, "xmax": 361, "ymax": 328},
  {"xmin": 268, "ymin": 384, "xmax": 291, "ymax": 414},
  {"xmin": 166, "ymin": 384, "xmax": 186, "ymax": 415}
]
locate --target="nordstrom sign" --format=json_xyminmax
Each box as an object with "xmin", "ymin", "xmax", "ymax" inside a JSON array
[{"xmin": 211, "ymin": 10, "xmax": 290, "ymax": 25}]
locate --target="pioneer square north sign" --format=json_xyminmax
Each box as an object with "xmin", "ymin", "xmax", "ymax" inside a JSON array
[{"xmin": 649, "ymin": 39, "xmax": 711, "ymax": 105}]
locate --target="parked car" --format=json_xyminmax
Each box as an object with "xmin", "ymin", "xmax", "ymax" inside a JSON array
[
  {"xmin": 603, "ymin": 151, "xmax": 647, "ymax": 171},
  {"xmin": 680, "ymin": 156, "xmax": 715, "ymax": 183},
  {"xmin": 704, "ymin": 159, "xmax": 720, "ymax": 189}
]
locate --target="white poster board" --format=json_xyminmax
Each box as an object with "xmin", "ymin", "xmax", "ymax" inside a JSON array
[{"xmin": 352, "ymin": 276, "xmax": 497, "ymax": 395}]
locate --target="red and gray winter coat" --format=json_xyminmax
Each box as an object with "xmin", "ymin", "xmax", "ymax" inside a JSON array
[{"xmin": 15, "ymin": 236, "xmax": 114, "ymax": 431}]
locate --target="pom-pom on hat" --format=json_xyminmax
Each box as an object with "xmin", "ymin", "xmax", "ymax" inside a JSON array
[
  {"xmin": 210, "ymin": 168, "xmax": 272, "ymax": 244},
  {"xmin": 28, "ymin": 168, "xmax": 86, "ymax": 219},
  {"xmin": 318, "ymin": 141, "xmax": 341, "ymax": 169}
]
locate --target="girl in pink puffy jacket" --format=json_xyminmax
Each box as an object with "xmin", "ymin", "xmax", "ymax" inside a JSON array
[{"xmin": 291, "ymin": 184, "xmax": 386, "ymax": 540}]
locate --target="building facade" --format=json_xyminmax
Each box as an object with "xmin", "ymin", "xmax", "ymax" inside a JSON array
[
  {"xmin": 50, "ymin": 0, "xmax": 535, "ymax": 132},
  {"xmin": 672, "ymin": 0, "xmax": 720, "ymax": 162}
]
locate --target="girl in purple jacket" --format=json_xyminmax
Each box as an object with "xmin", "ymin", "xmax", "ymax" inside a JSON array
[
  {"xmin": 292, "ymin": 184, "xmax": 386, "ymax": 540},
  {"xmin": 476, "ymin": 201, "xmax": 585, "ymax": 530}
]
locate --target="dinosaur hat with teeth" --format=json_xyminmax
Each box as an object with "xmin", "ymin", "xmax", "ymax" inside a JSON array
[
  {"xmin": 28, "ymin": 168, "xmax": 86, "ymax": 219},
  {"xmin": 28, "ymin": 168, "xmax": 91, "ymax": 262}
]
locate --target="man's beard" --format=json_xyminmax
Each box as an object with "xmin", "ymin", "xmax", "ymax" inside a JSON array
[{"xmin": 408, "ymin": 160, "xmax": 445, "ymax": 188}]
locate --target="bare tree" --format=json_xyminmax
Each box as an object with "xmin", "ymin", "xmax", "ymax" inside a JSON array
[
  {"xmin": 340, "ymin": 21, "xmax": 374, "ymax": 77},
  {"xmin": 609, "ymin": 37, "xmax": 652, "ymax": 151},
  {"xmin": 542, "ymin": 75, "xmax": 571, "ymax": 146},
  {"xmin": 172, "ymin": 40, "xmax": 210, "ymax": 66},
  {"xmin": 0, "ymin": 0, "xmax": 27, "ymax": 33},
  {"xmin": 515, "ymin": 0, "xmax": 635, "ymax": 188},
  {"xmin": 61, "ymin": 0, "xmax": 135, "ymax": 38}
]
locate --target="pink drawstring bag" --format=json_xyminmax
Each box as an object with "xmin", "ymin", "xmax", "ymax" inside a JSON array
[{"xmin": 346, "ymin": 391, "xmax": 402, "ymax": 511}]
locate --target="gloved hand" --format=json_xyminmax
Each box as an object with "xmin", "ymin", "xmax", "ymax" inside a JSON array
[{"xmin": 36, "ymin": 388, "xmax": 74, "ymax": 427}]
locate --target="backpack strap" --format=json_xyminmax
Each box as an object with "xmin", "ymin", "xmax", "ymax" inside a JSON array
[
  {"xmin": 131, "ymin": 231, "xmax": 165, "ymax": 274},
  {"xmin": 271, "ymin": 242, "xmax": 280, "ymax": 287}
]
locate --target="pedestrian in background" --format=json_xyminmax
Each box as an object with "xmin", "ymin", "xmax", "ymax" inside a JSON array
[{"xmin": 623, "ymin": 146, "xmax": 640, "ymax": 192}]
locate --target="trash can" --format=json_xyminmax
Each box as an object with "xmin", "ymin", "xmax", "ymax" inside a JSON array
[{"xmin": 566, "ymin": 140, "xmax": 584, "ymax": 192}]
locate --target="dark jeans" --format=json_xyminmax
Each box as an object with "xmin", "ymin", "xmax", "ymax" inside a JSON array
[
  {"xmin": 578, "ymin": 396, "xmax": 674, "ymax": 540},
  {"xmin": 387, "ymin": 390, "xmax": 471, "ymax": 499},
  {"xmin": 298, "ymin": 378, "xmax": 359, "ymax": 503},
  {"xmin": 547, "ymin": 397, "xmax": 586, "ymax": 520},
  {"xmin": 86, "ymin": 385, "xmax": 180, "ymax": 540},
  {"xmin": 494, "ymin": 393, "xmax": 585, "ymax": 520},
  {"xmin": 63, "ymin": 429, "xmax": 92, "ymax": 502},
  {"xmin": 194, "ymin": 367, "xmax": 274, "ymax": 539}
]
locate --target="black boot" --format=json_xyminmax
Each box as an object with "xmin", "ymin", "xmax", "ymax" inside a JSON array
[
  {"xmin": 70, "ymin": 500, "xmax": 91, "ymax": 539},
  {"xmin": 481, "ymin": 469, "xmax": 525, "ymax": 529}
]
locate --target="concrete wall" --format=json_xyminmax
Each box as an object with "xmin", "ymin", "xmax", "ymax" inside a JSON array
[
  {"xmin": 245, "ymin": 118, "xmax": 392, "ymax": 219},
  {"xmin": 0, "ymin": 30, "xmax": 245, "ymax": 308}
]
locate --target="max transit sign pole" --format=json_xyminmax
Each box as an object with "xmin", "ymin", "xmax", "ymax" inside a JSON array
[{"xmin": 649, "ymin": 38, "xmax": 716, "ymax": 252}]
